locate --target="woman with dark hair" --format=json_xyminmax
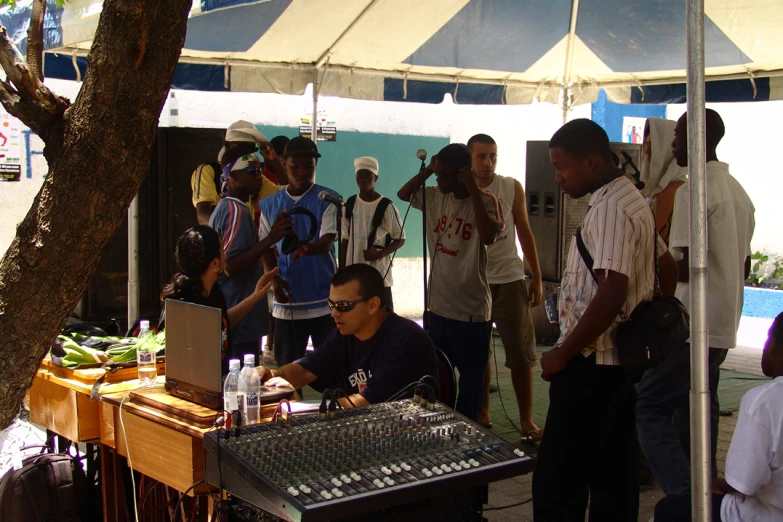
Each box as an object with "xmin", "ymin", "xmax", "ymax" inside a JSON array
[{"xmin": 160, "ymin": 225, "xmax": 277, "ymax": 373}]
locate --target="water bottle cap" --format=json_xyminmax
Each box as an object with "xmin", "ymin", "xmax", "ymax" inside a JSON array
[
  {"xmin": 228, "ymin": 359, "xmax": 241, "ymax": 370},
  {"xmin": 243, "ymin": 354, "xmax": 255, "ymax": 365}
]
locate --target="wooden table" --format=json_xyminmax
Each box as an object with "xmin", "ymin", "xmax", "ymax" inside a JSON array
[{"xmin": 99, "ymin": 385, "xmax": 285, "ymax": 522}]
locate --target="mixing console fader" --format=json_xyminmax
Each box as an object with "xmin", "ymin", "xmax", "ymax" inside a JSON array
[{"xmin": 204, "ymin": 399, "xmax": 535, "ymax": 521}]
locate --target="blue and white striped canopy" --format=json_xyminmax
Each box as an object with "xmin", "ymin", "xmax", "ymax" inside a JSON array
[{"xmin": 3, "ymin": 0, "xmax": 782, "ymax": 105}]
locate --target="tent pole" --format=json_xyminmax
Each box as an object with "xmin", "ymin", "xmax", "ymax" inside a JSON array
[
  {"xmin": 127, "ymin": 195, "xmax": 139, "ymax": 331},
  {"xmin": 312, "ymin": 68, "xmax": 319, "ymax": 181},
  {"xmin": 686, "ymin": 0, "xmax": 710, "ymax": 521}
]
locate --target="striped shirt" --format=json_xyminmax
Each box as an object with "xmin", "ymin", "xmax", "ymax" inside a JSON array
[{"xmin": 557, "ymin": 175, "xmax": 664, "ymax": 365}]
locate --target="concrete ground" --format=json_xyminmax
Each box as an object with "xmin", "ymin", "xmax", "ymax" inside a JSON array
[{"xmin": 477, "ymin": 340, "xmax": 768, "ymax": 521}]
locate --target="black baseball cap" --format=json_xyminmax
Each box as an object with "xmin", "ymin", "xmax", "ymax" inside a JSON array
[{"xmin": 284, "ymin": 136, "xmax": 321, "ymax": 158}]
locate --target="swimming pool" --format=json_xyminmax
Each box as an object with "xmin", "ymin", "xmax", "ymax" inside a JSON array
[{"xmin": 743, "ymin": 287, "xmax": 783, "ymax": 319}]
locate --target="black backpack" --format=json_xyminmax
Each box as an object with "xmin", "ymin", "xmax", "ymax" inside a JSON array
[
  {"xmin": 0, "ymin": 448, "xmax": 98, "ymax": 522},
  {"xmin": 345, "ymin": 196, "xmax": 395, "ymax": 249}
]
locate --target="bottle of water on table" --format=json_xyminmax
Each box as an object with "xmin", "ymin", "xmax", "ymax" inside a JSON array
[
  {"xmin": 136, "ymin": 320, "xmax": 157, "ymax": 384},
  {"xmin": 224, "ymin": 359, "xmax": 242, "ymax": 428},
  {"xmin": 239, "ymin": 353, "xmax": 260, "ymax": 425}
]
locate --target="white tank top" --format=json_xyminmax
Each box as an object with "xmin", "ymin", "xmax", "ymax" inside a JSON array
[{"xmin": 483, "ymin": 174, "xmax": 527, "ymax": 284}]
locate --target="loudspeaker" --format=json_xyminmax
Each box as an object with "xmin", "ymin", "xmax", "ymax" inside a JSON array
[
  {"xmin": 525, "ymin": 141, "xmax": 642, "ymax": 283},
  {"xmin": 81, "ymin": 127, "xmax": 224, "ymax": 324}
]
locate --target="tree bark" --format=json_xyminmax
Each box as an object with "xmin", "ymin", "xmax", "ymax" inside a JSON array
[
  {"xmin": 0, "ymin": 0, "xmax": 192, "ymax": 429},
  {"xmin": 26, "ymin": 0, "xmax": 45, "ymax": 81}
]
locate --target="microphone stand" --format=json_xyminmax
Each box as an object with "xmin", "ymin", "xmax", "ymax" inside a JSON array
[{"xmin": 420, "ymin": 159, "xmax": 429, "ymax": 331}]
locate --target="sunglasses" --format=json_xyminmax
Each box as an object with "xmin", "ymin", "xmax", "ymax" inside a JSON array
[{"xmin": 327, "ymin": 297, "xmax": 369, "ymax": 313}]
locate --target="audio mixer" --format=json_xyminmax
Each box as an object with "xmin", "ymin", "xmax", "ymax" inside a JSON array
[{"xmin": 204, "ymin": 399, "xmax": 535, "ymax": 521}]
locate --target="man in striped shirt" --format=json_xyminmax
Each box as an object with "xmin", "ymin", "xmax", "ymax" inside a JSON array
[
  {"xmin": 532, "ymin": 119, "xmax": 678, "ymax": 521},
  {"xmin": 209, "ymin": 154, "xmax": 292, "ymax": 362}
]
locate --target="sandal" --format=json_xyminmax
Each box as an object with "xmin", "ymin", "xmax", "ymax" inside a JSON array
[{"xmin": 520, "ymin": 429, "xmax": 544, "ymax": 443}]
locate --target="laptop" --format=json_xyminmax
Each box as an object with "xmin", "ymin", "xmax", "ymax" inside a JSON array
[
  {"xmin": 164, "ymin": 299, "xmax": 295, "ymax": 410},
  {"xmin": 165, "ymin": 299, "xmax": 224, "ymax": 410}
]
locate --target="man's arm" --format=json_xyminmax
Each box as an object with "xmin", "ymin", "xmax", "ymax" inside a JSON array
[
  {"xmin": 340, "ymin": 239, "xmax": 349, "ymax": 269},
  {"xmin": 745, "ymin": 255, "xmax": 751, "ymax": 280},
  {"xmin": 658, "ymin": 250, "xmax": 679, "ymax": 297},
  {"xmin": 225, "ymin": 213, "xmax": 292, "ymax": 277},
  {"xmin": 676, "ymin": 247, "xmax": 690, "ymax": 283},
  {"xmin": 512, "ymin": 180, "xmax": 543, "ymax": 306},
  {"xmin": 398, "ymin": 157, "xmax": 435, "ymax": 202},
  {"xmin": 195, "ymin": 202, "xmax": 213, "ymax": 226},
  {"xmin": 541, "ymin": 270, "xmax": 628, "ymax": 380},
  {"xmin": 259, "ymin": 363, "xmax": 317, "ymax": 390},
  {"xmin": 258, "ymin": 143, "xmax": 288, "ymax": 185},
  {"xmin": 459, "ymin": 167, "xmax": 500, "ymax": 245}
]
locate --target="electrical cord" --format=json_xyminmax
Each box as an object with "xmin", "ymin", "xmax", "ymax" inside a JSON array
[
  {"xmin": 172, "ymin": 479, "xmax": 206, "ymax": 520},
  {"xmin": 483, "ymin": 497, "xmax": 533, "ymax": 511},
  {"xmin": 386, "ymin": 377, "xmax": 438, "ymax": 402},
  {"xmin": 331, "ymin": 388, "xmax": 355, "ymax": 408},
  {"xmin": 118, "ymin": 381, "xmax": 164, "ymax": 522},
  {"xmin": 491, "ymin": 331, "xmax": 523, "ymax": 436}
]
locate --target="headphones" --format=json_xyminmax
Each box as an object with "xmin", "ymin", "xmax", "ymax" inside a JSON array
[{"xmin": 280, "ymin": 207, "xmax": 318, "ymax": 255}]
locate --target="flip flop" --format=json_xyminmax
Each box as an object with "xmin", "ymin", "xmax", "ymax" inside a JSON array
[{"xmin": 520, "ymin": 429, "xmax": 544, "ymax": 443}]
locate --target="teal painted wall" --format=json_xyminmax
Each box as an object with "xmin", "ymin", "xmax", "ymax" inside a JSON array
[{"xmin": 260, "ymin": 126, "xmax": 449, "ymax": 258}]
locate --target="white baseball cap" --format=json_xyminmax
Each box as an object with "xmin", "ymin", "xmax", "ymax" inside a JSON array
[{"xmin": 354, "ymin": 156, "xmax": 379, "ymax": 176}]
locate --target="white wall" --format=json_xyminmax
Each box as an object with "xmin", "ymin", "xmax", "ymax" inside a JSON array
[{"xmin": 667, "ymin": 102, "xmax": 783, "ymax": 258}]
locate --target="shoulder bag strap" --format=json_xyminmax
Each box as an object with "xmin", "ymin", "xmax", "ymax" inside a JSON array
[{"xmin": 575, "ymin": 228, "xmax": 629, "ymax": 321}]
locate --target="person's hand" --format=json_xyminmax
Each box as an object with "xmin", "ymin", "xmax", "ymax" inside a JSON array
[
  {"xmin": 540, "ymin": 348, "xmax": 567, "ymax": 382},
  {"xmin": 266, "ymin": 376, "xmax": 295, "ymax": 389},
  {"xmin": 362, "ymin": 248, "xmax": 383, "ymax": 262},
  {"xmin": 255, "ymin": 366, "xmax": 272, "ymax": 383},
  {"xmin": 253, "ymin": 267, "xmax": 278, "ymax": 298},
  {"xmin": 272, "ymin": 276, "xmax": 292, "ymax": 304},
  {"xmin": 290, "ymin": 244, "xmax": 308, "ymax": 263},
  {"xmin": 258, "ymin": 141, "xmax": 277, "ymax": 162},
  {"xmin": 270, "ymin": 211, "xmax": 294, "ymax": 243},
  {"xmin": 458, "ymin": 166, "xmax": 479, "ymax": 193},
  {"xmin": 528, "ymin": 276, "xmax": 543, "ymax": 308},
  {"xmin": 425, "ymin": 155, "xmax": 438, "ymax": 176}
]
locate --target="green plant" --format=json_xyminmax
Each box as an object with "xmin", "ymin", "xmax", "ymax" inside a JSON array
[{"xmin": 748, "ymin": 251, "xmax": 783, "ymax": 287}]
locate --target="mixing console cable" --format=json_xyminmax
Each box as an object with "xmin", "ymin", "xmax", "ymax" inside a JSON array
[
  {"xmin": 204, "ymin": 409, "xmax": 229, "ymax": 521},
  {"xmin": 172, "ymin": 479, "xmax": 206, "ymax": 520},
  {"xmin": 483, "ymin": 497, "xmax": 533, "ymax": 511},
  {"xmin": 386, "ymin": 377, "xmax": 437, "ymax": 403},
  {"xmin": 331, "ymin": 388, "xmax": 355, "ymax": 408},
  {"xmin": 491, "ymin": 331, "xmax": 523, "ymax": 436}
]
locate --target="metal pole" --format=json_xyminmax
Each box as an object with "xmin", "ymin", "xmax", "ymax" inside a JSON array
[
  {"xmin": 420, "ymin": 160, "xmax": 429, "ymax": 330},
  {"xmin": 686, "ymin": 0, "xmax": 711, "ymax": 520},
  {"xmin": 127, "ymin": 195, "xmax": 140, "ymax": 331},
  {"xmin": 312, "ymin": 68, "xmax": 319, "ymax": 172}
]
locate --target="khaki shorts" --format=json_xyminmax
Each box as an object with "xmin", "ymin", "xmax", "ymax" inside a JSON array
[{"xmin": 490, "ymin": 279, "xmax": 537, "ymax": 370}]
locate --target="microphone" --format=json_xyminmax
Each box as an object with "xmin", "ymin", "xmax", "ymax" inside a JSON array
[
  {"xmin": 318, "ymin": 191, "xmax": 344, "ymax": 207},
  {"xmin": 416, "ymin": 149, "xmax": 427, "ymax": 161}
]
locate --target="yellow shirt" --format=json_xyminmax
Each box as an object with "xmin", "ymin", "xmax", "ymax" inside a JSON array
[{"xmin": 190, "ymin": 163, "xmax": 281, "ymax": 220}]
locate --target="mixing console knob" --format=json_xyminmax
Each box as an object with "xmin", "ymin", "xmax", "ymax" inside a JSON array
[
  {"xmin": 390, "ymin": 464, "xmax": 401, "ymax": 473},
  {"xmin": 431, "ymin": 466, "xmax": 443, "ymax": 476},
  {"xmin": 373, "ymin": 479, "xmax": 385, "ymax": 489},
  {"xmin": 513, "ymin": 448, "xmax": 526, "ymax": 457},
  {"xmin": 422, "ymin": 468, "xmax": 433, "ymax": 478},
  {"xmin": 380, "ymin": 466, "xmax": 392, "ymax": 476},
  {"xmin": 441, "ymin": 464, "xmax": 452, "ymax": 473},
  {"xmin": 350, "ymin": 472, "xmax": 361, "ymax": 482},
  {"xmin": 459, "ymin": 460, "xmax": 470, "ymax": 470},
  {"xmin": 320, "ymin": 490, "xmax": 333, "ymax": 500},
  {"xmin": 298, "ymin": 484, "xmax": 312, "ymax": 495},
  {"xmin": 330, "ymin": 477, "xmax": 342, "ymax": 487},
  {"xmin": 469, "ymin": 458, "xmax": 480, "ymax": 467},
  {"xmin": 450, "ymin": 462, "xmax": 461, "ymax": 471},
  {"xmin": 287, "ymin": 486, "xmax": 299, "ymax": 497},
  {"xmin": 383, "ymin": 477, "xmax": 395, "ymax": 486},
  {"xmin": 401, "ymin": 462, "xmax": 411, "ymax": 472},
  {"xmin": 339, "ymin": 474, "xmax": 351, "ymax": 484}
]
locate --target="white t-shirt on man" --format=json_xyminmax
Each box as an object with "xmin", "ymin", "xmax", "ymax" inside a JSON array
[
  {"xmin": 670, "ymin": 161, "xmax": 755, "ymax": 349},
  {"xmin": 721, "ymin": 376, "xmax": 783, "ymax": 521},
  {"xmin": 340, "ymin": 195, "xmax": 405, "ymax": 287}
]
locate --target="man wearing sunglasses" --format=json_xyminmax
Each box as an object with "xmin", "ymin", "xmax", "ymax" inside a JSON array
[{"xmin": 257, "ymin": 264, "xmax": 437, "ymax": 408}]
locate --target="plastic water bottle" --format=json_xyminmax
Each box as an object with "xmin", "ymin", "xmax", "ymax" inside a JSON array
[
  {"xmin": 168, "ymin": 92, "xmax": 179, "ymax": 127},
  {"xmin": 223, "ymin": 359, "xmax": 242, "ymax": 428},
  {"xmin": 136, "ymin": 320, "xmax": 157, "ymax": 383},
  {"xmin": 239, "ymin": 354, "xmax": 261, "ymax": 425}
]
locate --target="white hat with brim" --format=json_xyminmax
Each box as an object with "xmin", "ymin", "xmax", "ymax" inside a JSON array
[
  {"xmin": 354, "ymin": 156, "xmax": 379, "ymax": 176},
  {"xmin": 224, "ymin": 120, "xmax": 268, "ymax": 144}
]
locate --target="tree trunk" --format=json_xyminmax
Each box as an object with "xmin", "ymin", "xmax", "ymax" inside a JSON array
[
  {"xmin": 0, "ymin": 0, "xmax": 192, "ymax": 429},
  {"xmin": 26, "ymin": 0, "xmax": 45, "ymax": 81}
]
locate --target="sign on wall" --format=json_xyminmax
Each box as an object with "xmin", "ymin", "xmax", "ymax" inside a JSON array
[{"xmin": 0, "ymin": 111, "xmax": 23, "ymax": 181}]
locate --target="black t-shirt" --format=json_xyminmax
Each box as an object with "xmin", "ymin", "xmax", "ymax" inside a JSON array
[
  {"xmin": 161, "ymin": 284, "xmax": 231, "ymax": 374},
  {"xmin": 296, "ymin": 313, "xmax": 437, "ymax": 404}
]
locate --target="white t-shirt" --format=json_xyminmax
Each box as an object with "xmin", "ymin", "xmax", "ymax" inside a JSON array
[
  {"xmin": 412, "ymin": 186, "xmax": 504, "ymax": 322},
  {"xmin": 482, "ymin": 175, "xmax": 527, "ymax": 285},
  {"xmin": 258, "ymin": 186, "xmax": 337, "ymax": 320},
  {"xmin": 721, "ymin": 376, "xmax": 783, "ymax": 522},
  {"xmin": 340, "ymin": 195, "xmax": 405, "ymax": 287},
  {"xmin": 670, "ymin": 162, "xmax": 755, "ymax": 349}
]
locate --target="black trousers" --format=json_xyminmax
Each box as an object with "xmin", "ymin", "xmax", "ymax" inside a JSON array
[
  {"xmin": 532, "ymin": 353, "xmax": 639, "ymax": 522},
  {"xmin": 273, "ymin": 315, "xmax": 334, "ymax": 367},
  {"xmin": 654, "ymin": 492, "xmax": 724, "ymax": 522}
]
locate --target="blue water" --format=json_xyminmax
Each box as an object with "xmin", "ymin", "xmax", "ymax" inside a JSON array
[{"xmin": 743, "ymin": 287, "xmax": 783, "ymax": 319}]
